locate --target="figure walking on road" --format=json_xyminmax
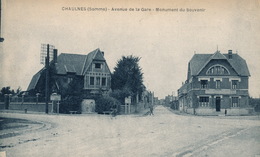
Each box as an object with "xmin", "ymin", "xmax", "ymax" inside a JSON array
[
  {"xmin": 149, "ymin": 105, "xmax": 154, "ymax": 115},
  {"xmin": 111, "ymin": 104, "xmax": 118, "ymax": 118}
]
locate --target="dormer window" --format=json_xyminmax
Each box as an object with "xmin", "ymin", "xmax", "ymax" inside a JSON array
[
  {"xmin": 207, "ymin": 65, "xmax": 229, "ymax": 75},
  {"xmin": 95, "ymin": 63, "xmax": 102, "ymax": 69}
]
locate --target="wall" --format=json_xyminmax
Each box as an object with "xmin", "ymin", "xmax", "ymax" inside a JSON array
[
  {"xmin": 0, "ymin": 102, "xmax": 5, "ymax": 109},
  {"xmin": 240, "ymin": 96, "xmax": 249, "ymax": 107},
  {"xmin": 1, "ymin": 102, "xmax": 52, "ymax": 112}
]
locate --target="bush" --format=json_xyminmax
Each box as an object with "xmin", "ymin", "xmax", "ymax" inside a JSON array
[
  {"xmin": 95, "ymin": 96, "xmax": 121, "ymax": 114},
  {"xmin": 109, "ymin": 89, "xmax": 132, "ymax": 105},
  {"xmin": 60, "ymin": 95, "xmax": 83, "ymax": 114}
]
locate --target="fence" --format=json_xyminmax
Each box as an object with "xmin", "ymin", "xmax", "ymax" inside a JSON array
[
  {"xmin": 0, "ymin": 96, "xmax": 51, "ymax": 112},
  {"xmin": 120, "ymin": 102, "xmax": 147, "ymax": 114},
  {"xmin": 9, "ymin": 96, "xmax": 46, "ymax": 103}
]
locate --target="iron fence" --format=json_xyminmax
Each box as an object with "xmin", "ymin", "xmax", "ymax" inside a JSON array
[{"xmin": 10, "ymin": 96, "xmax": 46, "ymax": 103}]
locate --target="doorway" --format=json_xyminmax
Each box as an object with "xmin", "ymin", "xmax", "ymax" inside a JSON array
[{"xmin": 216, "ymin": 97, "xmax": 221, "ymax": 112}]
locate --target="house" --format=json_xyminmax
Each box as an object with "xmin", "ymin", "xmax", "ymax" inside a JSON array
[
  {"xmin": 178, "ymin": 50, "xmax": 251, "ymax": 115},
  {"xmin": 27, "ymin": 48, "xmax": 111, "ymax": 98}
]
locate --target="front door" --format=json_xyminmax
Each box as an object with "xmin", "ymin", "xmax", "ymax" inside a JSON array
[{"xmin": 216, "ymin": 97, "xmax": 221, "ymax": 112}]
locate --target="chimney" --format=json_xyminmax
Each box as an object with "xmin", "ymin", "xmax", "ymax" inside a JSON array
[
  {"xmin": 228, "ymin": 50, "xmax": 232, "ymax": 59},
  {"xmin": 53, "ymin": 49, "xmax": 58, "ymax": 63},
  {"xmin": 101, "ymin": 51, "xmax": 104, "ymax": 56}
]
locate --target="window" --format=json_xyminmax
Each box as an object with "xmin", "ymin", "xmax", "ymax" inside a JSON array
[
  {"xmin": 102, "ymin": 77, "xmax": 106, "ymax": 86},
  {"xmin": 96, "ymin": 77, "xmax": 100, "ymax": 86},
  {"xmin": 216, "ymin": 66, "xmax": 221, "ymax": 74},
  {"xmin": 231, "ymin": 97, "xmax": 239, "ymax": 107},
  {"xmin": 90, "ymin": 77, "xmax": 94, "ymax": 85},
  {"xmin": 231, "ymin": 80, "xmax": 238, "ymax": 89},
  {"xmin": 216, "ymin": 80, "xmax": 221, "ymax": 89},
  {"xmin": 95, "ymin": 63, "xmax": 102, "ymax": 69},
  {"xmin": 201, "ymin": 80, "xmax": 208, "ymax": 89},
  {"xmin": 67, "ymin": 77, "xmax": 73, "ymax": 84},
  {"xmin": 199, "ymin": 97, "xmax": 209, "ymax": 107},
  {"xmin": 209, "ymin": 68, "xmax": 214, "ymax": 74},
  {"xmin": 207, "ymin": 65, "xmax": 229, "ymax": 75}
]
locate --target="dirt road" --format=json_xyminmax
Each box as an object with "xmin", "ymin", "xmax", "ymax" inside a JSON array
[{"xmin": 0, "ymin": 106, "xmax": 259, "ymax": 157}]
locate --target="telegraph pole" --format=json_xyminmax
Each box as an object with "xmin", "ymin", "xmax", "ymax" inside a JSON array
[
  {"xmin": 41, "ymin": 43, "xmax": 54, "ymax": 114},
  {"xmin": 45, "ymin": 44, "xmax": 50, "ymax": 114},
  {"xmin": 0, "ymin": 0, "xmax": 4, "ymax": 42}
]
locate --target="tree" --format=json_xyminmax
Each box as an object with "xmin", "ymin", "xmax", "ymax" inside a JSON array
[
  {"xmin": 16, "ymin": 86, "xmax": 22, "ymax": 95},
  {"xmin": 0, "ymin": 86, "xmax": 16, "ymax": 102},
  {"xmin": 111, "ymin": 55, "xmax": 144, "ymax": 103}
]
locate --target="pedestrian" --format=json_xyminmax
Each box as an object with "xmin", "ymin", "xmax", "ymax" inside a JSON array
[
  {"xmin": 112, "ymin": 108, "xmax": 117, "ymax": 117},
  {"xmin": 149, "ymin": 105, "xmax": 154, "ymax": 115},
  {"xmin": 111, "ymin": 104, "xmax": 117, "ymax": 118}
]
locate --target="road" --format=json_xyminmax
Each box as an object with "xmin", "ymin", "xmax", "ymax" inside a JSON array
[{"xmin": 0, "ymin": 105, "xmax": 259, "ymax": 157}]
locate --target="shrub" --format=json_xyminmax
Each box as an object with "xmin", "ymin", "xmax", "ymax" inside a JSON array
[
  {"xmin": 95, "ymin": 96, "xmax": 121, "ymax": 114},
  {"xmin": 60, "ymin": 95, "xmax": 83, "ymax": 114},
  {"xmin": 109, "ymin": 89, "xmax": 132, "ymax": 105}
]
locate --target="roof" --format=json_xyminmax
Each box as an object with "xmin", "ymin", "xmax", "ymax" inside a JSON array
[
  {"xmin": 189, "ymin": 51, "xmax": 250, "ymax": 76},
  {"xmin": 178, "ymin": 82, "xmax": 188, "ymax": 93},
  {"xmin": 55, "ymin": 48, "xmax": 106, "ymax": 75},
  {"xmin": 27, "ymin": 48, "xmax": 107, "ymax": 91},
  {"xmin": 81, "ymin": 48, "xmax": 105, "ymax": 74},
  {"xmin": 55, "ymin": 53, "xmax": 86, "ymax": 75},
  {"xmin": 27, "ymin": 69, "xmax": 43, "ymax": 91}
]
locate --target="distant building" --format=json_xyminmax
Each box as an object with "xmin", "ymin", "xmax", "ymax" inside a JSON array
[
  {"xmin": 27, "ymin": 48, "xmax": 111, "ymax": 97},
  {"xmin": 164, "ymin": 95, "xmax": 178, "ymax": 107},
  {"xmin": 178, "ymin": 50, "xmax": 251, "ymax": 115},
  {"xmin": 153, "ymin": 97, "xmax": 159, "ymax": 105}
]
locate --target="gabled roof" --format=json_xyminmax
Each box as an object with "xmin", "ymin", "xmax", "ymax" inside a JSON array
[
  {"xmin": 210, "ymin": 51, "xmax": 227, "ymax": 60},
  {"xmin": 81, "ymin": 48, "xmax": 106, "ymax": 75},
  {"xmin": 189, "ymin": 51, "xmax": 250, "ymax": 76}
]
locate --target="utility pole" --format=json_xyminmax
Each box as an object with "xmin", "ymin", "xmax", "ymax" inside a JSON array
[
  {"xmin": 45, "ymin": 44, "xmax": 50, "ymax": 114},
  {"xmin": 0, "ymin": 0, "xmax": 4, "ymax": 42}
]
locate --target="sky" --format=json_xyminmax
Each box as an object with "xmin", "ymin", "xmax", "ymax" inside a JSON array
[{"xmin": 0, "ymin": 0, "xmax": 260, "ymax": 99}]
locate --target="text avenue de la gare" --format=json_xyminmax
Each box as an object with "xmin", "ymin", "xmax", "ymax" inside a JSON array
[{"xmin": 61, "ymin": 7, "xmax": 206, "ymax": 12}]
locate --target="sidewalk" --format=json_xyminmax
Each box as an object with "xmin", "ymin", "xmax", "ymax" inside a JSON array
[
  {"xmin": 166, "ymin": 107, "xmax": 195, "ymax": 116},
  {"xmin": 166, "ymin": 107, "xmax": 260, "ymax": 120}
]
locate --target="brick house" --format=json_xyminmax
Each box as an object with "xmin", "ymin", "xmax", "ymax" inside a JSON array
[
  {"xmin": 178, "ymin": 50, "xmax": 251, "ymax": 115},
  {"xmin": 27, "ymin": 48, "xmax": 111, "ymax": 98}
]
